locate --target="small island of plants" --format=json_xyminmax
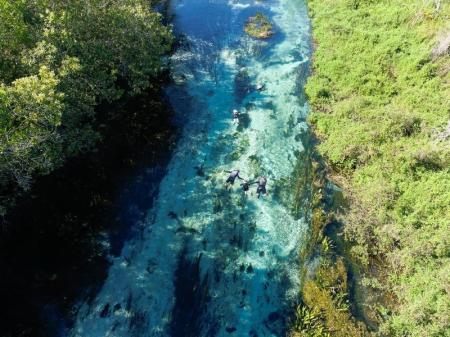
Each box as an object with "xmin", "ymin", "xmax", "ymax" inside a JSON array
[{"xmin": 244, "ymin": 12, "xmax": 274, "ymax": 39}]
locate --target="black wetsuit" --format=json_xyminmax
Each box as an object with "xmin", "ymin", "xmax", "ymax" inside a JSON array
[
  {"xmin": 256, "ymin": 177, "xmax": 267, "ymax": 198},
  {"xmin": 241, "ymin": 181, "xmax": 250, "ymax": 192},
  {"xmin": 226, "ymin": 170, "xmax": 241, "ymax": 185}
]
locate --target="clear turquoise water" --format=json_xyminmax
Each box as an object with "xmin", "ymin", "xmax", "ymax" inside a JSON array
[{"xmin": 70, "ymin": 0, "xmax": 311, "ymax": 336}]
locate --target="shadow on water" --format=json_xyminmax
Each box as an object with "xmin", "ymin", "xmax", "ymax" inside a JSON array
[
  {"xmin": 167, "ymin": 173, "xmax": 295, "ymax": 335},
  {"xmin": 170, "ymin": 251, "xmax": 212, "ymax": 337},
  {"xmin": 234, "ymin": 67, "xmax": 253, "ymax": 104},
  {"xmin": 0, "ymin": 86, "xmax": 177, "ymax": 337}
]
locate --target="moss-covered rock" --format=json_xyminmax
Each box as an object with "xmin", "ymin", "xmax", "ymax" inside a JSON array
[{"xmin": 244, "ymin": 13, "xmax": 274, "ymax": 39}]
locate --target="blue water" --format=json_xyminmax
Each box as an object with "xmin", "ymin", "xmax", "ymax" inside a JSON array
[{"xmin": 70, "ymin": 0, "xmax": 311, "ymax": 336}]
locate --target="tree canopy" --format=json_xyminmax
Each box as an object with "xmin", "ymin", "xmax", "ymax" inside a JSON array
[{"xmin": 0, "ymin": 0, "xmax": 173, "ymax": 214}]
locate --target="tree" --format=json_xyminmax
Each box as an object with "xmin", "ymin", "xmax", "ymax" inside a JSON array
[{"xmin": 0, "ymin": 0, "xmax": 173, "ymax": 213}]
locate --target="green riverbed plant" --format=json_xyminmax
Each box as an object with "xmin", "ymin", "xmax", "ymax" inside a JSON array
[
  {"xmin": 306, "ymin": 0, "xmax": 450, "ymax": 335},
  {"xmin": 291, "ymin": 152, "xmax": 371, "ymax": 337}
]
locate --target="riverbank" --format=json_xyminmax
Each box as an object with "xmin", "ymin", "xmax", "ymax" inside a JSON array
[
  {"xmin": 289, "ymin": 138, "xmax": 374, "ymax": 337},
  {"xmin": 302, "ymin": 0, "xmax": 449, "ymax": 336}
]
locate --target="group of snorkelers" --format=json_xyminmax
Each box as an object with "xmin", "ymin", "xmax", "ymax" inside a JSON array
[
  {"xmin": 226, "ymin": 82, "xmax": 267, "ymax": 198},
  {"xmin": 225, "ymin": 169, "xmax": 268, "ymax": 199}
]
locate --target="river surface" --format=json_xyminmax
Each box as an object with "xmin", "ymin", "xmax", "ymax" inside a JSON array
[{"xmin": 70, "ymin": 0, "xmax": 311, "ymax": 336}]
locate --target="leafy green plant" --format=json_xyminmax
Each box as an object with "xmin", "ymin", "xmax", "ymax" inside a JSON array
[
  {"xmin": 321, "ymin": 236, "xmax": 335, "ymax": 254},
  {"xmin": 290, "ymin": 305, "xmax": 330, "ymax": 337}
]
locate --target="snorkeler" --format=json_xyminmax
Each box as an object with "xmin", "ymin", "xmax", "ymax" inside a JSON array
[
  {"xmin": 241, "ymin": 179, "xmax": 250, "ymax": 195},
  {"xmin": 256, "ymin": 83, "xmax": 265, "ymax": 91},
  {"xmin": 232, "ymin": 109, "xmax": 239, "ymax": 125},
  {"xmin": 225, "ymin": 169, "xmax": 243, "ymax": 186},
  {"xmin": 255, "ymin": 176, "xmax": 268, "ymax": 199}
]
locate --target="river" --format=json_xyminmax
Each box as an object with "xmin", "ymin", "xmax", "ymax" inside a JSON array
[{"xmin": 69, "ymin": 0, "xmax": 311, "ymax": 335}]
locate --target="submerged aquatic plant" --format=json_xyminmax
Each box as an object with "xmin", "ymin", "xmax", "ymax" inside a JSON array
[
  {"xmin": 248, "ymin": 154, "xmax": 262, "ymax": 176},
  {"xmin": 290, "ymin": 305, "xmax": 330, "ymax": 337},
  {"xmin": 321, "ymin": 236, "xmax": 335, "ymax": 254},
  {"xmin": 228, "ymin": 133, "xmax": 250, "ymax": 161}
]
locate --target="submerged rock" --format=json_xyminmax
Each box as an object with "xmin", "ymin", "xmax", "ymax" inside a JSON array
[
  {"xmin": 167, "ymin": 211, "xmax": 178, "ymax": 219},
  {"xmin": 268, "ymin": 311, "xmax": 280, "ymax": 322},
  {"xmin": 249, "ymin": 329, "xmax": 258, "ymax": 337},
  {"xmin": 100, "ymin": 303, "xmax": 110, "ymax": 318},
  {"xmin": 113, "ymin": 303, "xmax": 121, "ymax": 313},
  {"xmin": 226, "ymin": 326, "xmax": 237, "ymax": 333},
  {"xmin": 265, "ymin": 311, "xmax": 284, "ymax": 334},
  {"xmin": 176, "ymin": 225, "xmax": 199, "ymax": 234},
  {"xmin": 194, "ymin": 165, "xmax": 205, "ymax": 177}
]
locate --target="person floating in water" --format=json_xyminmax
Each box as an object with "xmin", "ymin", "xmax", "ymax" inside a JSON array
[
  {"xmin": 225, "ymin": 169, "xmax": 243, "ymax": 187},
  {"xmin": 240, "ymin": 179, "xmax": 250, "ymax": 195},
  {"xmin": 255, "ymin": 176, "xmax": 268, "ymax": 199},
  {"xmin": 232, "ymin": 109, "xmax": 239, "ymax": 125},
  {"xmin": 256, "ymin": 83, "xmax": 265, "ymax": 91}
]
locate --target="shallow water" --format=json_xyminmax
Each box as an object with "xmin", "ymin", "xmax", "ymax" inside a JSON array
[{"xmin": 69, "ymin": 0, "xmax": 311, "ymax": 336}]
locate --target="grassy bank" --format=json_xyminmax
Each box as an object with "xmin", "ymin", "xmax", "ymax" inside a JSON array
[{"xmin": 303, "ymin": 0, "xmax": 450, "ymax": 336}]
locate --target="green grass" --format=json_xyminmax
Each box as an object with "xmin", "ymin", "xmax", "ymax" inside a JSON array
[{"xmin": 305, "ymin": 0, "xmax": 450, "ymax": 335}]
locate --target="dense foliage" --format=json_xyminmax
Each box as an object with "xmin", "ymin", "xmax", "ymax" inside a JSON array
[
  {"xmin": 0, "ymin": 0, "xmax": 173, "ymax": 215},
  {"xmin": 306, "ymin": 0, "xmax": 450, "ymax": 336}
]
